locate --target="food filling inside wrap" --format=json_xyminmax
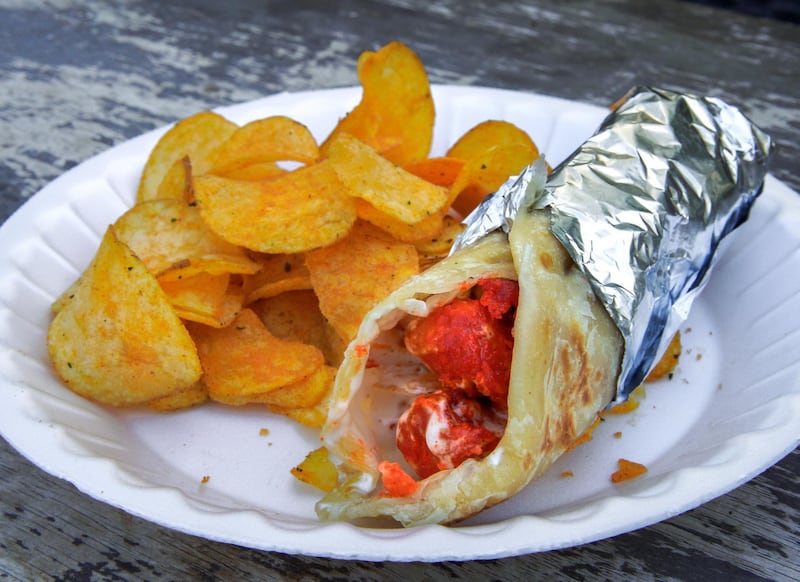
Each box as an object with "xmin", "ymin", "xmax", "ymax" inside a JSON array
[
  {"xmin": 318, "ymin": 216, "xmax": 623, "ymax": 526},
  {"xmin": 373, "ymin": 277, "xmax": 518, "ymax": 483}
]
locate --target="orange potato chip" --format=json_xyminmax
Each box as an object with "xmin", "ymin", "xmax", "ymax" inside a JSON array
[
  {"xmin": 255, "ymin": 364, "xmax": 336, "ymax": 409},
  {"xmin": 403, "ymin": 156, "xmax": 464, "ymax": 187},
  {"xmin": 291, "ymin": 446, "xmax": 339, "ymax": 492},
  {"xmin": 51, "ymin": 276, "xmax": 81, "ymax": 315},
  {"xmin": 47, "ymin": 226, "xmax": 202, "ymax": 405},
  {"xmin": 137, "ymin": 111, "xmax": 238, "ymax": 202},
  {"xmin": 159, "ymin": 272, "xmax": 230, "ymax": 325},
  {"xmin": 414, "ymin": 215, "xmax": 465, "ymax": 268},
  {"xmin": 325, "ymin": 133, "xmax": 450, "ymax": 226},
  {"xmin": 320, "ymin": 41, "xmax": 434, "ymax": 166},
  {"xmin": 250, "ymin": 289, "xmax": 343, "ymax": 366},
  {"xmin": 644, "ymin": 331, "xmax": 682, "ymax": 382},
  {"xmin": 268, "ymin": 382, "xmax": 335, "ymax": 428},
  {"xmin": 194, "ymin": 160, "xmax": 357, "ymax": 254},
  {"xmin": 242, "ymin": 253, "xmax": 312, "ymax": 304},
  {"xmin": 611, "ymin": 458, "xmax": 648, "ymax": 483},
  {"xmin": 113, "ymin": 198, "xmax": 261, "ymax": 279},
  {"xmin": 207, "ymin": 116, "xmax": 319, "ymax": 175},
  {"xmin": 305, "ymin": 221, "xmax": 419, "ymax": 343},
  {"xmin": 446, "ymin": 119, "xmax": 540, "ymax": 161},
  {"xmin": 215, "ymin": 162, "xmax": 287, "ymax": 182},
  {"xmin": 188, "ymin": 308, "xmax": 324, "ymax": 405},
  {"xmin": 209, "ymin": 282, "xmax": 246, "ymax": 329},
  {"xmin": 353, "ymin": 199, "xmax": 447, "ymax": 243},
  {"xmin": 147, "ymin": 382, "xmax": 209, "ymax": 412},
  {"xmin": 450, "ymin": 142, "xmax": 541, "ymax": 216},
  {"xmin": 156, "ymin": 156, "xmax": 194, "ymax": 203}
]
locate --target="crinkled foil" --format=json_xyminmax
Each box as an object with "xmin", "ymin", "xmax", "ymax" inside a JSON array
[{"xmin": 452, "ymin": 87, "xmax": 773, "ymax": 402}]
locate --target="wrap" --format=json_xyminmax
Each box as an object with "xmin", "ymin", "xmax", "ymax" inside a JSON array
[
  {"xmin": 315, "ymin": 87, "xmax": 770, "ymax": 526},
  {"xmin": 316, "ymin": 210, "xmax": 622, "ymax": 526}
]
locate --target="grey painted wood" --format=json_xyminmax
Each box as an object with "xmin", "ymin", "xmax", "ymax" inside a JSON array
[{"xmin": 1, "ymin": 0, "xmax": 798, "ymax": 579}]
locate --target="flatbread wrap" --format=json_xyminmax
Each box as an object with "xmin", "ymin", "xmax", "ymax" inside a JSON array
[
  {"xmin": 316, "ymin": 209, "xmax": 623, "ymax": 526},
  {"xmin": 314, "ymin": 87, "xmax": 771, "ymax": 527}
]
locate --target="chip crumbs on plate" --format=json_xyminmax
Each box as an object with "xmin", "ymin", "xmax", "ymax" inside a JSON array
[{"xmin": 611, "ymin": 458, "xmax": 648, "ymax": 483}]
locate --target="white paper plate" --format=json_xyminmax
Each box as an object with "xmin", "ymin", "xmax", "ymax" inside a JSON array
[{"xmin": 1, "ymin": 86, "xmax": 798, "ymax": 562}]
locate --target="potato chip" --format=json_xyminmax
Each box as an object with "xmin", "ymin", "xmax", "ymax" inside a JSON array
[
  {"xmin": 446, "ymin": 119, "xmax": 540, "ymax": 161},
  {"xmin": 47, "ymin": 226, "xmax": 202, "ymax": 405},
  {"xmin": 325, "ymin": 133, "xmax": 450, "ymax": 226},
  {"xmin": 320, "ymin": 41, "xmax": 434, "ymax": 166},
  {"xmin": 414, "ymin": 215, "xmax": 465, "ymax": 268},
  {"xmin": 216, "ymin": 162, "xmax": 287, "ymax": 182},
  {"xmin": 250, "ymin": 290, "xmax": 342, "ymax": 365},
  {"xmin": 137, "ymin": 111, "xmax": 238, "ymax": 202},
  {"xmin": 156, "ymin": 156, "xmax": 194, "ymax": 202},
  {"xmin": 450, "ymin": 142, "xmax": 541, "ymax": 216},
  {"xmin": 194, "ymin": 160, "xmax": 357, "ymax": 254},
  {"xmin": 188, "ymin": 308, "xmax": 324, "ymax": 405},
  {"xmin": 268, "ymin": 381, "xmax": 335, "ymax": 428},
  {"xmin": 159, "ymin": 272, "xmax": 230, "ymax": 325},
  {"xmin": 291, "ymin": 446, "xmax": 339, "ymax": 492},
  {"xmin": 211, "ymin": 282, "xmax": 246, "ymax": 329},
  {"xmin": 113, "ymin": 198, "xmax": 261, "ymax": 279},
  {"xmin": 207, "ymin": 116, "xmax": 319, "ymax": 175},
  {"xmin": 242, "ymin": 253, "xmax": 312, "ymax": 304},
  {"xmin": 250, "ymin": 289, "xmax": 325, "ymax": 343},
  {"xmin": 353, "ymin": 199, "xmax": 447, "ymax": 243},
  {"xmin": 147, "ymin": 382, "xmax": 209, "ymax": 412},
  {"xmin": 645, "ymin": 331, "xmax": 682, "ymax": 382},
  {"xmin": 51, "ymin": 276, "xmax": 81, "ymax": 315},
  {"xmin": 305, "ymin": 221, "xmax": 419, "ymax": 342},
  {"xmin": 254, "ymin": 364, "xmax": 336, "ymax": 408},
  {"xmin": 403, "ymin": 156, "xmax": 464, "ymax": 187}
]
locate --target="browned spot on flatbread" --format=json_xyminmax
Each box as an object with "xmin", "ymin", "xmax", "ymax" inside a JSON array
[{"xmin": 546, "ymin": 321, "xmax": 594, "ymax": 451}]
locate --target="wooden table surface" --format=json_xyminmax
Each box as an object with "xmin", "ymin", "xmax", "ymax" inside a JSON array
[{"xmin": 1, "ymin": 0, "xmax": 798, "ymax": 579}]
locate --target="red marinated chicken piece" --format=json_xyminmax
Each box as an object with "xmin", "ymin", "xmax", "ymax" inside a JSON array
[
  {"xmin": 396, "ymin": 390, "xmax": 502, "ymax": 479},
  {"xmin": 477, "ymin": 277, "xmax": 519, "ymax": 319},
  {"xmin": 403, "ymin": 279, "xmax": 517, "ymax": 409}
]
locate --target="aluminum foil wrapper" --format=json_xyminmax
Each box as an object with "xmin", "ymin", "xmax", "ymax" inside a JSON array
[{"xmin": 452, "ymin": 86, "xmax": 773, "ymax": 402}]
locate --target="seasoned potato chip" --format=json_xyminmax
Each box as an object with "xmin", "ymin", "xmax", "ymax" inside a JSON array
[
  {"xmin": 445, "ymin": 120, "xmax": 542, "ymax": 216},
  {"xmin": 137, "ymin": 111, "xmax": 238, "ymax": 202},
  {"xmin": 414, "ymin": 215, "xmax": 465, "ymax": 268},
  {"xmin": 242, "ymin": 253, "xmax": 312, "ymax": 304},
  {"xmin": 320, "ymin": 41, "xmax": 434, "ymax": 166},
  {"xmin": 213, "ymin": 282, "xmax": 246, "ymax": 329},
  {"xmin": 47, "ymin": 226, "xmax": 202, "ymax": 405},
  {"xmin": 446, "ymin": 119, "xmax": 540, "ymax": 162},
  {"xmin": 645, "ymin": 331, "xmax": 682, "ymax": 382},
  {"xmin": 156, "ymin": 156, "xmax": 194, "ymax": 202},
  {"xmin": 326, "ymin": 133, "xmax": 449, "ymax": 226},
  {"xmin": 114, "ymin": 198, "xmax": 261, "ymax": 279},
  {"xmin": 250, "ymin": 290, "xmax": 342, "ymax": 365},
  {"xmin": 250, "ymin": 289, "xmax": 326, "ymax": 344},
  {"xmin": 188, "ymin": 308, "xmax": 324, "ymax": 405},
  {"xmin": 51, "ymin": 276, "xmax": 81, "ymax": 315},
  {"xmin": 159, "ymin": 272, "xmax": 230, "ymax": 325},
  {"xmin": 147, "ymin": 382, "xmax": 209, "ymax": 412},
  {"xmin": 305, "ymin": 221, "xmax": 419, "ymax": 342},
  {"xmin": 207, "ymin": 116, "xmax": 319, "ymax": 175},
  {"xmin": 268, "ymin": 382, "xmax": 335, "ymax": 428},
  {"xmin": 291, "ymin": 446, "xmax": 339, "ymax": 492},
  {"xmin": 403, "ymin": 156, "xmax": 464, "ymax": 187},
  {"xmin": 216, "ymin": 162, "xmax": 287, "ymax": 182},
  {"xmin": 450, "ymin": 143, "xmax": 541, "ymax": 216},
  {"xmin": 194, "ymin": 160, "xmax": 357, "ymax": 253},
  {"xmin": 353, "ymin": 199, "xmax": 448, "ymax": 243},
  {"xmin": 255, "ymin": 364, "xmax": 336, "ymax": 408}
]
